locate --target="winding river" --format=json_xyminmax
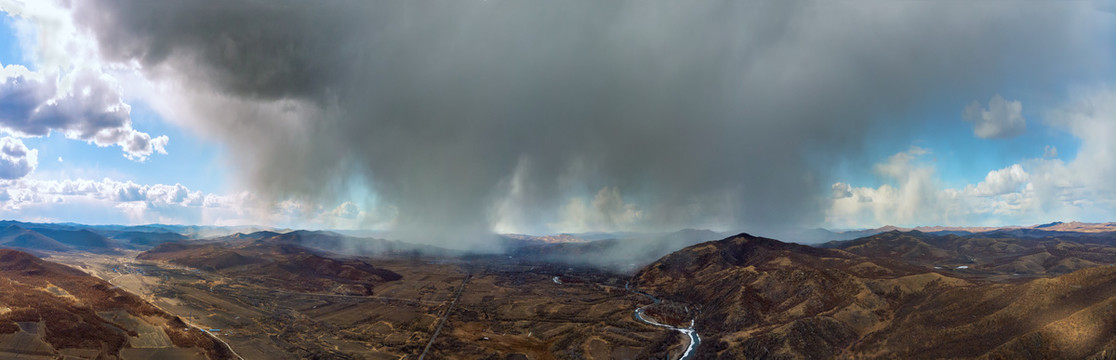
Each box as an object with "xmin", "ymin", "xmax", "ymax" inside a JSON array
[{"xmin": 631, "ymin": 291, "xmax": 701, "ymax": 360}]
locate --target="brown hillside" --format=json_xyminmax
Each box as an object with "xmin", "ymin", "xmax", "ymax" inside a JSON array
[
  {"xmin": 0, "ymin": 249, "xmax": 231, "ymax": 359},
  {"xmin": 826, "ymin": 230, "xmax": 1116, "ymax": 275},
  {"xmin": 138, "ymin": 241, "xmax": 402, "ymax": 295},
  {"xmin": 635, "ymin": 233, "xmax": 1116, "ymax": 359}
]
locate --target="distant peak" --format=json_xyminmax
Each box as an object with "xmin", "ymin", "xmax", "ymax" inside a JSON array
[
  {"xmin": 0, "ymin": 248, "xmax": 38, "ymax": 263},
  {"xmin": 1035, "ymin": 221, "xmax": 1064, "ymax": 228},
  {"xmin": 723, "ymin": 233, "xmax": 795, "ymax": 248},
  {"xmin": 727, "ymin": 231, "xmax": 758, "ymax": 239}
]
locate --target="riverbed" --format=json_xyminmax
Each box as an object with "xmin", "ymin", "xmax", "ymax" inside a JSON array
[{"xmin": 632, "ymin": 296, "xmax": 700, "ymax": 360}]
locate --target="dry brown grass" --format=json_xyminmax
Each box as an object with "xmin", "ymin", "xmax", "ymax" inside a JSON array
[
  {"xmin": 0, "ymin": 249, "xmax": 229, "ymax": 359},
  {"xmin": 637, "ymin": 233, "xmax": 1116, "ymax": 359}
]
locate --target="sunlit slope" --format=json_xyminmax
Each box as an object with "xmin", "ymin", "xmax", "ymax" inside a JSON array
[
  {"xmin": 824, "ymin": 230, "xmax": 1116, "ymax": 275},
  {"xmin": 0, "ymin": 249, "xmax": 232, "ymax": 359},
  {"xmin": 636, "ymin": 233, "xmax": 1116, "ymax": 359}
]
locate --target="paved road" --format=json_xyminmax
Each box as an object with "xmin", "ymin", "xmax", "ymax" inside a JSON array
[
  {"xmin": 418, "ymin": 274, "xmax": 470, "ymax": 360},
  {"xmin": 267, "ymin": 288, "xmax": 444, "ymax": 305}
]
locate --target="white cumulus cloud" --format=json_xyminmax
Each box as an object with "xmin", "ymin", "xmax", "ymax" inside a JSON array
[
  {"xmin": 963, "ymin": 95, "xmax": 1026, "ymax": 139},
  {"xmin": 829, "ymin": 86, "xmax": 1116, "ymax": 228},
  {"xmin": 969, "ymin": 164, "xmax": 1029, "ymax": 197},
  {"xmin": 331, "ymin": 201, "xmax": 360, "ymax": 219},
  {"xmin": 0, "ymin": 66, "xmax": 169, "ymax": 161},
  {"xmin": 0, "ymin": 136, "xmax": 35, "ymax": 179},
  {"xmin": 0, "ymin": 176, "xmax": 385, "ymax": 228},
  {"xmin": 827, "ymin": 151, "xmax": 1031, "ymax": 228},
  {"xmin": 831, "ymin": 182, "xmax": 853, "ymax": 199},
  {"xmin": 0, "ymin": 0, "xmax": 169, "ymax": 162}
]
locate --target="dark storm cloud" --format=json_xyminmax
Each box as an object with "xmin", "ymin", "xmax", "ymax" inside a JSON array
[{"xmin": 70, "ymin": 1, "xmax": 1109, "ymax": 247}]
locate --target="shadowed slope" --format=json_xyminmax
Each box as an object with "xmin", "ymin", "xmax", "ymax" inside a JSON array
[{"xmin": 138, "ymin": 241, "xmax": 403, "ymax": 295}]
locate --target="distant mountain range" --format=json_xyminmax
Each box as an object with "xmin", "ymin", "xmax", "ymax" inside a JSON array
[
  {"xmin": 0, "ymin": 220, "xmax": 280, "ymax": 239},
  {"xmin": 5, "ymin": 218, "xmax": 1111, "ymax": 248},
  {"xmin": 0, "ymin": 220, "xmax": 445, "ymax": 257},
  {"xmin": 0, "ymin": 224, "xmax": 121, "ymax": 254},
  {"xmin": 768, "ymin": 221, "xmax": 1116, "ymax": 243},
  {"xmin": 3, "ymin": 218, "xmax": 1114, "ymax": 271},
  {"xmin": 822, "ymin": 229, "xmax": 1116, "ymax": 275}
]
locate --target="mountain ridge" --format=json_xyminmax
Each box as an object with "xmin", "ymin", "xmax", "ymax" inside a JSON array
[{"xmin": 635, "ymin": 232, "xmax": 1116, "ymax": 359}]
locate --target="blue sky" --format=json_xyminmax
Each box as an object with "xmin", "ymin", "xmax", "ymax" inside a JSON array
[
  {"xmin": 0, "ymin": 2, "xmax": 1111, "ymax": 238},
  {"xmin": 836, "ymin": 94, "xmax": 1082, "ymax": 191},
  {"xmin": 0, "ymin": 19, "xmax": 228, "ymax": 194},
  {"xmin": 24, "ymin": 102, "xmax": 229, "ymax": 194}
]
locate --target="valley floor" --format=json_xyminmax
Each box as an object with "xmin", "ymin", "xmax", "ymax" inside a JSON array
[{"xmin": 46, "ymin": 253, "xmax": 687, "ymax": 359}]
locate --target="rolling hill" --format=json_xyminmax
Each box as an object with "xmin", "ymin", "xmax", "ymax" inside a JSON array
[
  {"xmin": 0, "ymin": 225, "xmax": 120, "ymax": 254},
  {"xmin": 0, "ymin": 225, "xmax": 71, "ymax": 253},
  {"xmin": 110, "ymin": 231, "xmax": 189, "ymax": 247},
  {"xmin": 822, "ymin": 230, "xmax": 1116, "ymax": 275},
  {"xmin": 138, "ymin": 241, "xmax": 403, "ymax": 295},
  {"xmin": 0, "ymin": 249, "xmax": 232, "ymax": 359},
  {"xmin": 7, "ymin": 219, "xmax": 1116, "ymax": 359},
  {"xmin": 635, "ymin": 233, "xmax": 1116, "ymax": 359}
]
